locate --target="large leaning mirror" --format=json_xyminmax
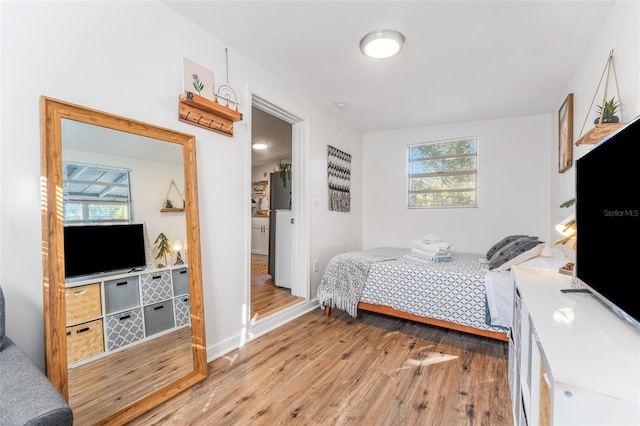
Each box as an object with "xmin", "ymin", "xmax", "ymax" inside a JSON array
[{"xmin": 41, "ymin": 96, "xmax": 207, "ymax": 425}]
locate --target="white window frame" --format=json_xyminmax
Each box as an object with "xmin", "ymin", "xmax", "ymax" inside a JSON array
[
  {"xmin": 407, "ymin": 136, "xmax": 478, "ymax": 208},
  {"xmin": 62, "ymin": 162, "xmax": 134, "ymax": 225}
]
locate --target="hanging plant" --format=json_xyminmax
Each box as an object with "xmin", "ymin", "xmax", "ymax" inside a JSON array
[
  {"xmin": 277, "ymin": 161, "xmax": 291, "ymax": 187},
  {"xmin": 559, "ymin": 198, "xmax": 575, "ymax": 208}
]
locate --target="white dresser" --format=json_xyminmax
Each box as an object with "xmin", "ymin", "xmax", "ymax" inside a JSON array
[{"xmin": 509, "ymin": 266, "xmax": 640, "ymax": 425}]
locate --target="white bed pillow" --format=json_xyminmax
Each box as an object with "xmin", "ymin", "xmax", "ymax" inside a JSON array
[
  {"xmin": 517, "ymin": 246, "xmax": 571, "ymax": 270},
  {"xmin": 490, "ymin": 242, "xmax": 546, "ymax": 271}
]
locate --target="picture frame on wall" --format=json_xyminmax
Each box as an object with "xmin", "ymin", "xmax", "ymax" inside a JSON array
[
  {"xmin": 558, "ymin": 93, "xmax": 573, "ymax": 173},
  {"xmin": 182, "ymin": 57, "xmax": 214, "ymax": 101}
]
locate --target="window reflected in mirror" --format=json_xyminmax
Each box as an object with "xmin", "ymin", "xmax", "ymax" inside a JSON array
[{"xmin": 62, "ymin": 162, "xmax": 133, "ymax": 225}]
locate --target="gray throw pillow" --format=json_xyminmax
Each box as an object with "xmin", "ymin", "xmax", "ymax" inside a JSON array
[
  {"xmin": 489, "ymin": 237, "xmax": 543, "ymax": 270},
  {"xmin": 486, "ymin": 235, "xmax": 530, "ymax": 260}
]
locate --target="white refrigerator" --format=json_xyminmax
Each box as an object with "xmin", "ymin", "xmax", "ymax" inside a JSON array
[{"xmin": 274, "ymin": 209, "xmax": 292, "ymax": 289}]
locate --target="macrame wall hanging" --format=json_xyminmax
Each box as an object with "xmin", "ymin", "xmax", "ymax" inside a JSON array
[{"xmin": 327, "ymin": 145, "xmax": 351, "ymax": 212}]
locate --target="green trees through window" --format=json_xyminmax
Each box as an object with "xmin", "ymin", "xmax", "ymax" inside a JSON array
[{"xmin": 408, "ymin": 138, "xmax": 477, "ymax": 208}]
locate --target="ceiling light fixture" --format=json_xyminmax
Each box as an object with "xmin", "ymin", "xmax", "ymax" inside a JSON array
[
  {"xmin": 252, "ymin": 142, "xmax": 267, "ymax": 150},
  {"xmin": 360, "ymin": 29, "xmax": 405, "ymax": 59}
]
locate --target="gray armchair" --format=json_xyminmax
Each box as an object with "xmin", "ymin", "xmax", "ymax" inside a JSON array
[{"xmin": 0, "ymin": 285, "xmax": 73, "ymax": 425}]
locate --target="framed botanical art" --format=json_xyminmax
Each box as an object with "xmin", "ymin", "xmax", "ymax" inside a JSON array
[
  {"xmin": 558, "ymin": 93, "xmax": 573, "ymax": 173},
  {"xmin": 182, "ymin": 57, "xmax": 214, "ymax": 101}
]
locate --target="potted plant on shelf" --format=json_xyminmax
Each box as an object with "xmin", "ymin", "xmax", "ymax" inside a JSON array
[{"xmin": 594, "ymin": 96, "xmax": 620, "ymax": 123}]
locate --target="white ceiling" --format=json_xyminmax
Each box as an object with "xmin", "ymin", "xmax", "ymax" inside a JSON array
[
  {"xmin": 62, "ymin": 119, "xmax": 183, "ymax": 164},
  {"xmin": 165, "ymin": 1, "xmax": 614, "ymax": 135},
  {"xmin": 251, "ymin": 106, "xmax": 293, "ymax": 167}
]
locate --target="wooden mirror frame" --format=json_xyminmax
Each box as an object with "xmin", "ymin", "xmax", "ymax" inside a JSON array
[{"xmin": 40, "ymin": 96, "xmax": 207, "ymax": 424}]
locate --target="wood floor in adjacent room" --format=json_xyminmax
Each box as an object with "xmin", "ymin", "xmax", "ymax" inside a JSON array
[
  {"xmin": 130, "ymin": 308, "xmax": 512, "ymax": 426},
  {"xmin": 250, "ymin": 254, "xmax": 304, "ymax": 319}
]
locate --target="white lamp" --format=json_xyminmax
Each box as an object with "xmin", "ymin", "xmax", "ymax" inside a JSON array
[
  {"xmin": 183, "ymin": 241, "xmax": 188, "ymax": 264},
  {"xmin": 172, "ymin": 240, "xmax": 184, "ymax": 265},
  {"xmin": 360, "ymin": 29, "xmax": 406, "ymax": 59},
  {"xmin": 554, "ymin": 213, "xmax": 576, "ymax": 248}
]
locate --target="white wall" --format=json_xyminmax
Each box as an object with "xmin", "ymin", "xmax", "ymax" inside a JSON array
[
  {"xmin": 309, "ymin": 123, "xmax": 363, "ymax": 298},
  {"xmin": 551, "ymin": 0, "xmax": 640, "ymax": 259},
  {"xmin": 0, "ymin": 1, "xmax": 363, "ymax": 368},
  {"xmin": 362, "ymin": 1, "xmax": 639, "ymax": 257},
  {"xmin": 362, "ymin": 115, "xmax": 551, "ymax": 254}
]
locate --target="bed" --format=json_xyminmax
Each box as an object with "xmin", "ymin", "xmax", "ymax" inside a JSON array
[{"xmin": 317, "ymin": 244, "xmax": 570, "ymax": 342}]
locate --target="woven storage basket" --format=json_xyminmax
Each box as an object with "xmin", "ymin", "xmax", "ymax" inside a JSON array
[
  {"xmin": 65, "ymin": 283, "xmax": 102, "ymax": 324},
  {"xmin": 67, "ymin": 318, "xmax": 104, "ymax": 364}
]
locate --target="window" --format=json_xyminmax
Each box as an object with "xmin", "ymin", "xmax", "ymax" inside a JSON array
[
  {"xmin": 63, "ymin": 162, "xmax": 133, "ymax": 225},
  {"xmin": 408, "ymin": 137, "xmax": 477, "ymax": 208}
]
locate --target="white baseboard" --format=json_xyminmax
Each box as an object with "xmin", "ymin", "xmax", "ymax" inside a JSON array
[{"xmin": 206, "ymin": 298, "xmax": 319, "ymax": 363}]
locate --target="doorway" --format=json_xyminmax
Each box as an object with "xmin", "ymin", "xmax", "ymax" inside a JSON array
[{"xmin": 250, "ymin": 100, "xmax": 305, "ymax": 320}]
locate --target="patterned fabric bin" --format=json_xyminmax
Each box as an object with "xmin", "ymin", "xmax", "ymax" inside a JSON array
[
  {"xmin": 174, "ymin": 295, "xmax": 191, "ymax": 327},
  {"xmin": 141, "ymin": 271, "xmax": 172, "ymax": 304},
  {"xmin": 106, "ymin": 308, "xmax": 144, "ymax": 351}
]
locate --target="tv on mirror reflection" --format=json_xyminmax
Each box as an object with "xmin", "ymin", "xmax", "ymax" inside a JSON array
[
  {"xmin": 63, "ymin": 224, "xmax": 146, "ymax": 279},
  {"xmin": 575, "ymin": 114, "xmax": 640, "ymax": 330}
]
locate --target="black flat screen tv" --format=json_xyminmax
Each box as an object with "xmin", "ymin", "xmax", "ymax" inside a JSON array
[
  {"xmin": 64, "ymin": 223, "xmax": 147, "ymax": 279},
  {"xmin": 575, "ymin": 114, "xmax": 640, "ymax": 330}
]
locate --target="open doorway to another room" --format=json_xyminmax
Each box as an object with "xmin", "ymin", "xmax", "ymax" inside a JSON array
[{"xmin": 250, "ymin": 105, "xmax": 304, "ymax": 320}]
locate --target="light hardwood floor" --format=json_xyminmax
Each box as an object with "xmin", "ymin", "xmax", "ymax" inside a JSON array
[
  {"xmin": 250, "ymin": 254, "xmax": 304, "ymax": 319},
  {"xmin": 66, "ymin": 255, "xmax": 301, "ymax": 425},
  {"xmin": 68, "ymin": 327, "xmax": 193, "ymax": 425},
  {"xmin": 130, "ymin": 308, "xmax": 512, "ymax": 425}
]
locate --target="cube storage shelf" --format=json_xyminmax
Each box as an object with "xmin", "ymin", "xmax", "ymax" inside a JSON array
[{"xmin": 65, "ymin": 265, "xmax": 191, "ymax": 366}]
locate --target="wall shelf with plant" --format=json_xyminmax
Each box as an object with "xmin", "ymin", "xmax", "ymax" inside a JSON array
[
  {"xmin": 575, "ymin": 50, "xmax": 625, "ymax": 146},
  {"xmin": 160, "ymin": 179, "xmax": 186, "ymax": 212},
  {"xmin": 178, "ymin": 91, "xmax": 243, "ymax": 137}
]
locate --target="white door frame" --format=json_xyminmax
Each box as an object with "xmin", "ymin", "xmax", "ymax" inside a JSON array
[{"xmin": 249, "ymin": 93, "xmax": 310, "ymax": 306}]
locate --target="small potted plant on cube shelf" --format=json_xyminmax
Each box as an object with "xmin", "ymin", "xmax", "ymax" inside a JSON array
[{"xmin": 154, "ymin": 232, "xmax": 174, "ymax": 268}]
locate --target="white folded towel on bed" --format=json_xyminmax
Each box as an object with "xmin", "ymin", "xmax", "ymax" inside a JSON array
[
  {"xmin": 419, "ymin": 233, "xmax": 443, "ymax": 244},
  {"xmin": 407, "ymin": 248, "xmax": 452, "ymax": 263},
  {"xmin": 412, "ymin": 240, "xmax": 452, "ymax": 253},
  {"xmin": 411, "ymin": 247, "xmax": 451, "ymax": 258}
]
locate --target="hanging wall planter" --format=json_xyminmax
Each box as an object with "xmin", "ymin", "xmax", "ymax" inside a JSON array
[
  {"xmin": 160, "ymin": 179, "xmax": 186, "ymax": 212},
  {"xmin": 575, "ymin": 50, "xmax": 625, "ymax": 146}
]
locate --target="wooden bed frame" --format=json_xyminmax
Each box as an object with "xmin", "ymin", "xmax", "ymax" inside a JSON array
[{"xmin": 323, "ymin": 302, "xmax": 509, "ymax": 342}]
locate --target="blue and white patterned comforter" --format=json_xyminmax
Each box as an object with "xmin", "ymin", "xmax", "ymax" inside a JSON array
[{"xmin": 318, "ymin": 247, "xmax": 505, "ymax": 333}]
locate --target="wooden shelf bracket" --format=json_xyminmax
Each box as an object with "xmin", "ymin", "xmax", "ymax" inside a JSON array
[{"xmin": 178, "ymin": 91, "xmax": 243, "ymax": 137}]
